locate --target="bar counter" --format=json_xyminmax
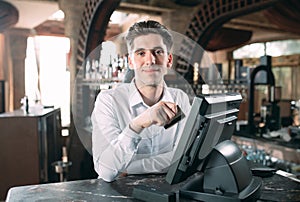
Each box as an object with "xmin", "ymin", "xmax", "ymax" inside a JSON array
[
  {"xmin": 233, "ymin": 133, "xmax": 300, "ymax": 165},
  {"xmin": 0, "ymin": 107, "xmax": 62, "ymax": 200},
  {"xmin": 6, "ymin": 171, "xmax": 300, "ymax": 202}
]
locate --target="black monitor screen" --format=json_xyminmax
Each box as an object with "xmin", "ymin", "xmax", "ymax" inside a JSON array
[{"xmin": 166, "ymin": 93, "xmax": 242, "ymax": 184}]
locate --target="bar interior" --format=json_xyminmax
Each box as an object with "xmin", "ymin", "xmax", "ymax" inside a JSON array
[{"xmin": 0, "ymin": 0, "xmax": 299, "ymax": 201}]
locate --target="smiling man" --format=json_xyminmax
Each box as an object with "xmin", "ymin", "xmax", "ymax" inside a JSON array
[{"xmin": 91, "ymin": 20, "xmax": 191, "ymax": 182}]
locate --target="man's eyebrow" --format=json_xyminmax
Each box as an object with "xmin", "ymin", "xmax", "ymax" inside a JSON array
[
  {"xmin": 133, "ymin": 46, "xmax": 165, "ymax": 53},
  {"xmin": 133, "ymin": 48, "xmax": 145, "ymax": 53},
  {"xmin": 152, "ymin": 46, "xmax": 164, "ymax": 50}
]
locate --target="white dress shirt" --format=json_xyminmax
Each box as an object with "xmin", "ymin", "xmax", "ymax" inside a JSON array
[{"xmin": 91, "ymin": 81, "xmax": 191, "ymax": 182}]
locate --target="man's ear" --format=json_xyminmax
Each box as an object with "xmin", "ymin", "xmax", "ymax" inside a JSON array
[
  {"xmin": 128, "ymin": 55, "xmax": 134, "ymax": 70},
  {"xmin": 167, "ymin": 53, "xmax": 173, "ymax": 68}
]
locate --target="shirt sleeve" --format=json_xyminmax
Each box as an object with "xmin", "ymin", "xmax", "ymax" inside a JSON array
[
  {"xmin": 126, "ymin": 151, "xmax": 173, "ymax": 174},
  {"xmin": 91, "ymin": 91, "xmax": 141, "ymax": 182}
]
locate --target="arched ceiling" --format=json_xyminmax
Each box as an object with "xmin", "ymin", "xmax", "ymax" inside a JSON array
[
  {"xmin": 4, "ymin": 0, "xmax": 300, "ymax": 47},
  {"xmin": 0, "ymin": 1, "xmax": 19, "ymax": 32},
  {"xmin": 2, "ymin": 0, "xmax": 59, "ymax": 30}
]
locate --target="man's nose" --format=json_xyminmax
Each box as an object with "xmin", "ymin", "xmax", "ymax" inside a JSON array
[{"xmin": 144, "ymin": 51, "xmax": 156, "ymax": 66}]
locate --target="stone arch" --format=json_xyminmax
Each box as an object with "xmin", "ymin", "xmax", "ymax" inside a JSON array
[
  {"xmin": 74, "ymin": 0, "xmax": 121, "ymax": 123},
  {"xmin": 77, "ymin": 0, "xmax": 121, "ymax": 71}
]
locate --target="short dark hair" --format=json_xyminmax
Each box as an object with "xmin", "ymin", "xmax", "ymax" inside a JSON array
[{"xmin": 125, "ymin": 20, "xmax": 173, "ymax": 53}]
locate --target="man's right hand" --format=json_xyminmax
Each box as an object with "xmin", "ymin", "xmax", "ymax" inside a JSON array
[{"xmin": 129, "ymin": 101, "xmax": 177, "ymax": 133}]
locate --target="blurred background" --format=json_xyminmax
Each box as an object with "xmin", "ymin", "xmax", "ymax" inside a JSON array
[{"xmin": 1, "ymin": 0, "xmax": 300, "ymax": 200}]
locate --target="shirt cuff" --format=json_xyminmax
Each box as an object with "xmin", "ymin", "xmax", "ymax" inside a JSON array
[{"xmin": 117, "ymin": 125, "xmax": 141, "ymax": 152}]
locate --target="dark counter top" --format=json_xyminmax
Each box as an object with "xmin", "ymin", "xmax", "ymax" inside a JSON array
[
  {"xmin": 0, "ymin": 107, "xmax": 59, "ymax": 118},
  {"xmin": 6, "ymin": 172, "xmax": 300, "ymax": 202}
]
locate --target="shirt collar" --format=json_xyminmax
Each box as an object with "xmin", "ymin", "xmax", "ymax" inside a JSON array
[
  {"xmin": 129, "ymin": 79, "xmax": 175, "ymax": 108},
  {"xmin": 129, "ymin": 80, "xmax": 143, "ymax": 107}
]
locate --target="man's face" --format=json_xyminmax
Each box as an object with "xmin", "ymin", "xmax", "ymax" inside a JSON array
[{"xmin": 128, "ymin": 33, "xmax": 173, "ymax": 87}]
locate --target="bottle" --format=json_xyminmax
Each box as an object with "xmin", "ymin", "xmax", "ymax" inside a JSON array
[
  {"xmin": 62, "ymin": 146, "xmax": 68, "ymax": 163},
  {"xmin": 107, "ymin": 55, "xmax": 113, "ymax": 79},
  {"xmin": 25, "ymin": 96, "xmax": 29, "ymax": 114},
  {"xmin": 85, "ymin": 59, "xmax": 91, "ymax": 79}
]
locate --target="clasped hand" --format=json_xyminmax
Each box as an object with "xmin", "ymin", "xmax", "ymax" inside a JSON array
[{"xmin": 130, "ymin": 101, "xmax": 178, "ymax": 133}]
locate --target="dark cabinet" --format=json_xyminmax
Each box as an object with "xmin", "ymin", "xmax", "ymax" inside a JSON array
[
  {"xmin": 0, "ymin": 80, "xmax": 5, "ymax": 113},
  {"xmin": 0, "ymin": 108, "xmax": 62, "ymax": 200}
]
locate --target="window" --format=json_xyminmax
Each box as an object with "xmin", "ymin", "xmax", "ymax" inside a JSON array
[
  {"xmin": 25, "ymin": 36, "xmax": 70, "ymax": 126},
  {"xmin": 233, "ymin": 39, "xmax": 300, "ymax": 58}
]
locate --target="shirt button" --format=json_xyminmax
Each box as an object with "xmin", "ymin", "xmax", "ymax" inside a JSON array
[{"xmin": 134, "ymin": 138, "xmax": 140, "ymax": 144}]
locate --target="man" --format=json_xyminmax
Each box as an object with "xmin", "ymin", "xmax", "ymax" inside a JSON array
[{"xmin": 91, "ymin": 20, "xmax": 191, "ymax": 182}]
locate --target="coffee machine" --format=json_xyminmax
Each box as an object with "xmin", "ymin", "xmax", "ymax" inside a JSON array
[{"xmin": 248, "ymin": 55, "xmax": 281, "ymax": 135}]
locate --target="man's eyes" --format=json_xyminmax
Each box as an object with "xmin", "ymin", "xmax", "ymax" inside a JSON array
[
  {"xmin": 135, "ymin": 49, "xmax": 165, "ymax": 56},
  {"xmin": 136, "ymin": 51, "xmax": 146, "ymax": 56},
  {"xmin": 154, "ymin": 49, "xmax": 165, "ymax": 55}
]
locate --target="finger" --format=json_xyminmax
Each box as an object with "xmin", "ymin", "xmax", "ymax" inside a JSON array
[
  {"xmin": 151, "ymin": 105, "xmax": 170, "ymax": 125},
  {"xmin": 164, "ymin": 102, "xmax": 177, "ymax": 114},
  {"xmin": 150, "ymin": 102, "xmax": 176, "ymax": 125},
  {"xmin": 157, "ymin": 105, "xmax": 176, "ymax": 124},
  {"xmin": 162, "ymin": 104, "xmax": 176, "ymax": 120},
  {"xmin": 157, "ymin": 108, "xmax": 168, "ymax": 126}
]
